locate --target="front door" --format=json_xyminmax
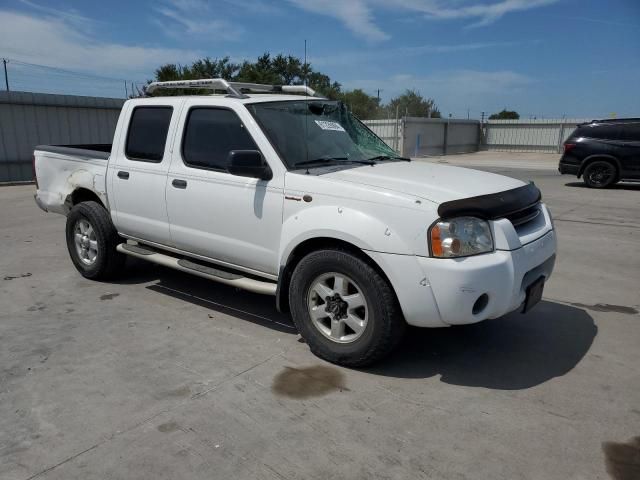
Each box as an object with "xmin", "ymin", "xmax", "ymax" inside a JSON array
[{"xmin": 165, "ymin": 101, "xmax": 284, "ymax": 276}]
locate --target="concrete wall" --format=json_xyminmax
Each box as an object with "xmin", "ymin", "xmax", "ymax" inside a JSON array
[{"xmin": 0, "ymin": 91, "xmax": 124, "ymax": 183}]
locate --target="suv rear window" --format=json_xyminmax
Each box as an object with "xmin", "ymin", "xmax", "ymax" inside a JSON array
[
  {"xmin": 125, "ymin": 107, "xmax": 173, "ymax": 162},
  {"xmin": 182, "ymin": 108, "xmax": 258, "ymax": 171}
]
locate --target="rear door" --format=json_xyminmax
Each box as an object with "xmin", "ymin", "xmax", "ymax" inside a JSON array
[
  {"xmin": 165, "ymin": 100, "xmax": 284, "ymax": 276},
  {"xmin": 108, "ymin": 99, "xmax": 182, "ymax": 245},
  {"xmin": 618, "ymin": 123, "xmax": 640, "ymax": 178}
]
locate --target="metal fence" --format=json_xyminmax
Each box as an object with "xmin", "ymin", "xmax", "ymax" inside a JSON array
[
  {"xmin": 363, "ymin": 117, "xmax": 480, "ymax": 157},
  {"xmin": 403, "ymin": 118, "xmax": 480, "ymax": 156},
  {"xmin": 483, "ymin": 118, "xmax": 590, "ymax": 153},
  {"xmin": 362, "ymin": 118, "xmax": 403, "ymax": 153},
  {"xmin": 0, "ymin": 89, "xmax": 599, "ymax": 183},
  {"xmin": 363, "ymin": 117, "xmax": 594, "ymax": 156},
  {"xmin": 0, "ymin": 91, "xmax": 124, "ymax": 183}
]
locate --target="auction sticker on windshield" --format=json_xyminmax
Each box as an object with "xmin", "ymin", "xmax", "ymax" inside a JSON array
[{"xmin": 315, "ymin": 120, "xmax": 346, "ymax": 132}]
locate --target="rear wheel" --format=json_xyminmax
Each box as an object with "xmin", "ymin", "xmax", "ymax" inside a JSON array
[
  {"xmin": 65, "ymin": 201, "xmax": 125, "ymax": 280},
  {"xmin": 583, "ymin": 160, "xmax": 618, "ymax": 188},
  {"xmin": 289, "ymin": 249, "xmax": 405, "ymax": 367}
]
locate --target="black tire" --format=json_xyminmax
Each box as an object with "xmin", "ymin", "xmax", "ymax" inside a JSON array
[
  {"xmin": 289, "ymin": 249, "xmax": 405, "ymax": 367},
  {"xmin": 583, "ymin": 160, "xmax": 618, "ymax": 188},
  {"xmin": 65, "ymin": 201, "xmax": 126, "ymax": 280}
]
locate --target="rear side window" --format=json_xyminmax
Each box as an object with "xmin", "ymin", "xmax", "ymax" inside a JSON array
[
  {"xmin": 125, "ymin": 107, "xmax": 173, "ymax": 162},
  {"xmin": 576, "ymin": 124, "xmax": 620, "ymax": 140},
  {"xmin": 619, "ymin": 123, "xmax": 640, "ymax": 141},
  {"xmin": 182, "ymin": 108, "xmax": 258, "ymax": 170}
]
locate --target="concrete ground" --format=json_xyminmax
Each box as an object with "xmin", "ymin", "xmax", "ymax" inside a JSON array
[
  {"xmin": 1, "ymin": 155, "xmax": 639, "ymax": 480},
  {"xmin": 420, "ymin": 150, "xmax": 563, "ymax": 170}
]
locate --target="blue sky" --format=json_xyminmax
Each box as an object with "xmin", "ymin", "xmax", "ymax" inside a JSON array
[{"xmin": 0, "ymin": 0, "xmax": 639, "ymax": 118}]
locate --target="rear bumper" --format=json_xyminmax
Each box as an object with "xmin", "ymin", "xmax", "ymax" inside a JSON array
[
  {"xmin": 558, "ymin": 156, "xmax": 581, "ymax": 175},
  {"xmin": 34, "ymin": 189, "xmax": 67, "ymax": 215},
  {"xmin": 34, "ymin": 193, "xmax": 48, "ymax": 212}
]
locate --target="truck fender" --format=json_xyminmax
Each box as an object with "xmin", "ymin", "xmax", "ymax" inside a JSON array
[
  {"xmin": 62, "ymin": 170, "xmax": 108, "ymax": 213},
  {"xmin": 279, "ymin": 205, "xmax": 413, "ymax": 268}
]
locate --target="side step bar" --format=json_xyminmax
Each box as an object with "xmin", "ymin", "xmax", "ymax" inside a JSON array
[{"xmin": 117, "ymin": 243, "xmax": 277, "ymax": 296}]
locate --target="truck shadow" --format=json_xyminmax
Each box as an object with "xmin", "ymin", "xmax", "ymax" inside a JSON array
[
  {"xmin": 117, "ymin": 258, "xmax": 296, "ymax": 334},
  {"xmin": 365, "ymin": 300, "xmax": 597, "ymax": 390},
  {"xmin": 116, "ymin": 260, "xmax": 597, "ymax": 390}
]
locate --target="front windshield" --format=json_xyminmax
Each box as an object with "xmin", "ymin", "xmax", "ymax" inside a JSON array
[{"xmin": 247, "ymin": 100, "xmax": 399, "ymax": 169}]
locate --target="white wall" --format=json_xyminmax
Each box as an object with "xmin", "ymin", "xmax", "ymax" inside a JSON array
[{"xmin": 484, "ymin": 118, "xmax": 592, "ymax": 153}]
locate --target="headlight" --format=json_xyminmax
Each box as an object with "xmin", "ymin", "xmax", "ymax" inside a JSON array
[{"xmin": 429, "ymin": 217, "xmax": 493, "ymax": 258}]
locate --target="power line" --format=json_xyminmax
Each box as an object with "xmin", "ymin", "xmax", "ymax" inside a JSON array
[{"xmin": 5, "ymin": 58, "xmax": 146, "ymax": 84}]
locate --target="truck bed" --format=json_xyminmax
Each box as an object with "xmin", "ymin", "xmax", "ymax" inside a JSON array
[
  {"xmin": 35, "ymin": 144, "xmax": 112, "ymax": 160},
  {"xmin": 34, "ymin": 144, "xmax": 112, "ymax": 215}
]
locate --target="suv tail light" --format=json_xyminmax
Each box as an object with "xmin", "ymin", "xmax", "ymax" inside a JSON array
[{"xmin": 563, "ymin": 143, "xmax": 576, "ymax": 153}]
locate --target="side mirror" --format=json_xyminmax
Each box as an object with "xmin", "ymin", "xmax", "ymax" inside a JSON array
[{"xmin": 227, "ymin": 150, "xmax": 272, "ymax": 180}]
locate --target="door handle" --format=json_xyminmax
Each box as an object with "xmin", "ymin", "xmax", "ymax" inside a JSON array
[
  {"xmin": 172, "ymin": 179, "xmax": 187, "ymax": 189},
  {"xmin": 117, "ymin": 171, "xmax": 129, "ymax": 179}
]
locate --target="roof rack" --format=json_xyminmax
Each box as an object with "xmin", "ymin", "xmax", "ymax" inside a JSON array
[{"xmin": 145, "ymin": 78, "xmax": 320, "ymax": 98}]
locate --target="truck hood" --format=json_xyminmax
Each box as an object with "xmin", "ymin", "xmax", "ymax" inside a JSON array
[{"xmin": 324, "ymin": 161, "xmax": 525, "ymax": 204}]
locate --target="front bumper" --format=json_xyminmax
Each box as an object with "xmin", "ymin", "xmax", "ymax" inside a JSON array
[{"xmin": 366, "ymin": 229, "xmax": 556, "ymax": 328}]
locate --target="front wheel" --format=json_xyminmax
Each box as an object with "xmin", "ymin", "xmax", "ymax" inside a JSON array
[
  {"xmin": 289, "ymin": 249, "xmax": 405, "ymax": 367},
  {"xmin": 65, "ymin": 201, "xmax": 125, "ymax": 280},
  {"xmin": 583, "ymin": 160, "xmax": 618, "ymax": 188}
]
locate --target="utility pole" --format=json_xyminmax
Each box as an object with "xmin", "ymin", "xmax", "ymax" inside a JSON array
[
  {"xmin": 377, "ymin": 89, "xmax": 381, "ymax": 102},
  {"xmin": 2, "ymin": 59, "xmax": 9, "ymax": 91},
  {"xmin": 481, "ymin": 111, "xmax": 486, "ymax": 124}
]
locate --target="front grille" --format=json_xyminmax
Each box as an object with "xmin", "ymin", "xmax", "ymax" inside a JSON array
[{"xmin": 504, "ymin": 203, "xmax": 541, "ymax": 227}]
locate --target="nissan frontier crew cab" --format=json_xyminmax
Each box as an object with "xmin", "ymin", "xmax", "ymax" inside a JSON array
[{"xmin": 34, "ymin": 79, "xmax": 556, "ymax": 367}]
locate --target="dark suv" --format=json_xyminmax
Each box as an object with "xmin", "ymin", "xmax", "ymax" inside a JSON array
[{"xmin": 558, "ymin": 118, "xmax": 640, "ymax": 188}]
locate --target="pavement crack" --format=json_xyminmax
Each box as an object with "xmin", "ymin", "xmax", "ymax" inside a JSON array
[
  {"xmin": 190, "ymin": 352, "xmax": 281, "ymax": 400},
  {"xmin": 23, "ymin": 443, "xmax": 101, "ymax": 480}
]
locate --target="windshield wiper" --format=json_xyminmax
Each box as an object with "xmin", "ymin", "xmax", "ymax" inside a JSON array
[
  {"xmin": 366, "ymin": 155, "xmax": 411, "ymax": 162},
  {"xmin": 294, "ymin": 157, "xmax": 374, "ymax": 168}
]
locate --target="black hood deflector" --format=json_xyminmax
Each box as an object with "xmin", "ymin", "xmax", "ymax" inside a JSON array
[{"xmin": 437, "ymin": 182, "xmax": 541, "ymax": 220}]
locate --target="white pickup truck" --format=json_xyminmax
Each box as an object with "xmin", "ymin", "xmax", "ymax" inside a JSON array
[{"xmin": 34, "ymin": 79, "xmax": 556, "ymax": 366}]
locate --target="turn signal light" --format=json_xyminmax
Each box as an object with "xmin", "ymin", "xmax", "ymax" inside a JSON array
[{"xmin": 431, "ymin": 225, "xmax": 443, "ymax": 257}]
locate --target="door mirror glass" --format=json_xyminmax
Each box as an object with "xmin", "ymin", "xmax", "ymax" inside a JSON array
[{"xmin": 227, "ymin": 150, "xmax": 272, "ymax": 180}]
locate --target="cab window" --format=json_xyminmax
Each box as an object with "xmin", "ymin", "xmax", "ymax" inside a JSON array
[
  {"xmin": 182, "ymin": 108, "xmax": 258, "ymax": 171},
  {"xmin": 125, "ymin": 106, "xmax": 173, "ymax": 162}
]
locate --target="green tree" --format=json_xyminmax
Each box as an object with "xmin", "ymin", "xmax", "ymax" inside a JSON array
[
  {"xmin": 152, "ymin": 56, "xmax": 239, "ymax": 95},
  {"xmin": 149, "ymin": 53, "xmax": 343, "ymax": 98},
  {"xmin": 387, "ymin": 89, "xmax": 441, "ymax": 118},
  {"xmin": 489, "ymin": 109, "xmax": 520, "ymax": 120},
  {"xmin": 236, "ymin": 53, "xmax": 282, "ymax": 85},
  {"xmin": 339, "ymin": 89, "xmax": 381, "ymax": 119}
]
